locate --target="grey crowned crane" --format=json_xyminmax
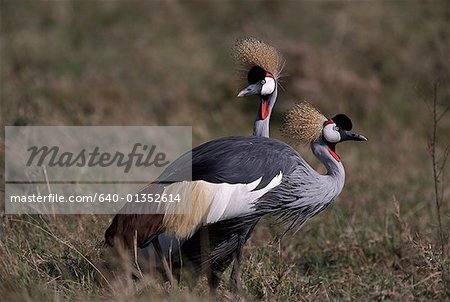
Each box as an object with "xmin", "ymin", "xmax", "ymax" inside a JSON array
[{"xmin": 105, "ymin": 103, "xmax": 367, "ymax": 291}]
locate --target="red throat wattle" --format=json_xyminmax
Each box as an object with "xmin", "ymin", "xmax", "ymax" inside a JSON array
[
  {"xmin": 327, "ymin": 146, "xmax": 341, "ymax": 162},
  {"xmin": 259, "ymin": 100, "xmax": 269, "ymax": 120}
]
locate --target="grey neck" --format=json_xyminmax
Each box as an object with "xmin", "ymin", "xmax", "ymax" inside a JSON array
[
  {"xmin": 252, "ymin": 85, "xmax": 278, "ymax": 137},
  {"xmin": 311, "ymin": 139, "xmax": 346, "ymax": 194},
  {"xmin": 254, "ymin": 137, "xmax": 347, "ymax": 233}
]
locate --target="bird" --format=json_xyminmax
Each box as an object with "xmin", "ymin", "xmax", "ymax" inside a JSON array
[
  {"xmin": 104, "ymin": 37, "xmax": 284, "ymax": 286},
  {"xmin": 105, "ymin": 102, "xmax": 367, "ymax": 291}
]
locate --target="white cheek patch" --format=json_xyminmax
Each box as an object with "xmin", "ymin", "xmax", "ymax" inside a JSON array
[
  {"xmin": 323, "ymin": 123, "xmax": 341, "ymax": 143},
  {"xmin": 261, "ymin": 77, "xmax": 275, "ymax": 95}
]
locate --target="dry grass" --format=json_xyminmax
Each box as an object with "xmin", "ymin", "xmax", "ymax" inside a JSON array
[{"xmin": 1, "ymin": 1, "xmax": 449, "ymax": 301}]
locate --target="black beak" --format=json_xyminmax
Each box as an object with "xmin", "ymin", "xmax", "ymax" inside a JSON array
[
  {"xmin": 237, "ymin": 83, "xmax": 262, "ymax": 97},
  {"xmin": 341, "ymin": 130, "xmax": 367, "ymax": 142}
]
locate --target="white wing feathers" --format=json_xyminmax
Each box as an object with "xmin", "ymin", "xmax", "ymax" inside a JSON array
[
  {"xmin": 160, "ymin": 172, "xmax": 283, "ymax": 238},
  {"xmin": 206, "ymin": 172, "xmax": 283, "ymax": 223}
]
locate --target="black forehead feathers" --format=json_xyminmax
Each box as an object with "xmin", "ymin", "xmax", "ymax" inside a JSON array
[
  {"xmin": 332, "ymin": 114, "xmax": 352, "ymax": 131},
  {"xmin": 247, "ymin": 65, "xmax": 266, "ymax": 84}
]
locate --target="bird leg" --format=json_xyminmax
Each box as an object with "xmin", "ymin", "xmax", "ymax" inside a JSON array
[
  {"xmin": 152, "ymin": 238, "xmax": 175, "ymax": 286},
  {"xmin": 230, "ymin": 235, "xmax": 245, "ymax": 293},
  {"xmin": 208, "ymin": 269, "xmax": 221, "ymax": 296}
]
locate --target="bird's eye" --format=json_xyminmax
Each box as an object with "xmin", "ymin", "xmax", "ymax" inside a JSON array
[
  {"xmin": 334, "ymin": 126, "xmax": 340, "ymax": 131},
  {"xmin": 261, "ymin": 79, "xmax": 266, "ymax": 84}
]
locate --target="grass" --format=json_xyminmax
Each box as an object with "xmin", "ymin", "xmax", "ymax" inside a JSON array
[{"xmin": 1, "ymin": 1, "xmax": 449, "ymax": 301}]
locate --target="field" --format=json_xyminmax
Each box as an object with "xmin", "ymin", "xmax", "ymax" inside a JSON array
[{"xmin": 1, "ymin": 1, "xmax": 449, "ymax": 301}]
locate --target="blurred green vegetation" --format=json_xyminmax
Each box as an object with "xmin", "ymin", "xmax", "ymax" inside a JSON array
[{"xmin": 1, "ymin": 1, "xmax": 449, "ymax": 301}]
